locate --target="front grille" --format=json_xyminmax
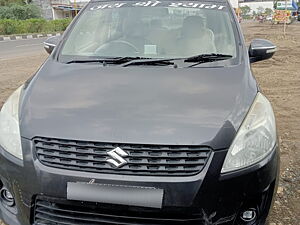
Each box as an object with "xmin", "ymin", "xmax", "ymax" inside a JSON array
[
  {"xmin": 33, "ymin": 137, "xmax": 211, "ymax": 176},
  {"xmin": 33, "ymin": 197, "xmax": 204, "ymax": 225}
]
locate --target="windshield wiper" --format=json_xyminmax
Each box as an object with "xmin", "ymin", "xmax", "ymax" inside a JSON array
[
  {"xmin": 122, "ymin": 58, "xmax": 175, "ymax": 67},
  {"xmin": 121, "ymin": 54, "xmax": 232, "ymax": 67},
  {"xmin": 66, "ymin": 54, "xmax": 231, "ymax": 67},
  {"xmin": 184, "ymin": 54, "xmax": 232, "ymax": 67},
  {"xmin": 66, "ymin": 56, "xmax": 148, "ymax": 65}
]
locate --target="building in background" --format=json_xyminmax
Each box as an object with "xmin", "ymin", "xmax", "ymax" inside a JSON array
[
  {"xmin": 239, "ymin": 0, "xmax": 299, "ymax": 13},
  {"xmin": 32, "ymin": 0, "xmax": 53, "ymax": 20},
  {"xmin": 51, "ymin": 0, "xmax": 89, "ymax": 19},
  {"xmin": 230, "ymin": 0, "xmax": 239, "ymax": 8},
  {"xmin": 33, "ymin": 0, "xmax": 90, "ymax": 20},
  {"xmin": 239, "ymin": 1, "xmax": 274, "ymax": 13}
]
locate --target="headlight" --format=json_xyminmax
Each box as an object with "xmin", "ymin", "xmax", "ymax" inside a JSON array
[
  {"xmin": 0, "ymin": 85, "xmax": 23, "ymax": 160},
  {"xmin": 221, "ymin": 92, "xmax": 276, "ymax": 173}
]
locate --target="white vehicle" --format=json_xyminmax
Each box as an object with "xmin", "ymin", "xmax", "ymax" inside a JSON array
[{"xmin": 266, "ymin": 15, "xmax": 273, "ymax": 21}]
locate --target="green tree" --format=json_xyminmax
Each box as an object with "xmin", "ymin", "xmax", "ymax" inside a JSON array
[
  {"xmin": 240, "ymin": 5, "xmax": 251, "ymax": 17},
  {"xmin": 0, "ymin": 4, "xmax": 41, "ymax": 20},
  {"xmin": 0, "ymin": 0, "xmax": 25, "ymax": 6},
  {"xmin": 257, "ymin": 6, "xmax": 264, "ymax": 15},
  {"xmin": 274, "ymin": 0, "xmax": 278, "ymax": 9},
  {"xmin": 0, "ymin": 7, "xmax": 14, "ymax": 19},
  {"xmin": 0, "ymin": 18, "xmax": 71, "ymax": 35},
  {"xmin": 264, "ymin": 8, "xmax": 273, "ymax": 16}
]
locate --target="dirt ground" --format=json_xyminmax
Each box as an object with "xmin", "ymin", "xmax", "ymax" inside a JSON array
[
  {"xmin": 0, "ymin": 22, "xmax": 299, "ymax": 225},
  {"xmin": 241, "ymin": 22, "xmax": 300, "ymax": 225}
]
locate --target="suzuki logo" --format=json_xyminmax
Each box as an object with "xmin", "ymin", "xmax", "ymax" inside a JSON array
[{"xmin": 106, "ymin": 147, "xmax": 129, "ymax": 168}]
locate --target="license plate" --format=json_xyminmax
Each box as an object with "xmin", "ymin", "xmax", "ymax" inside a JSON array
[{"xmin": 67, "ymin": 182, "xmax": 164, "ymax": 209}]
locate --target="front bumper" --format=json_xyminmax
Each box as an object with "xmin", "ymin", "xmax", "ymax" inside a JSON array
[{"xmin": 0, "ymin": 138, "xmax": 279, "ymax": 225}]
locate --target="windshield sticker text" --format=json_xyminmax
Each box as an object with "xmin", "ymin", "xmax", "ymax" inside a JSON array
[
  {"xmin": 169, "ymin": 2, "xmax": 226, "ymax": 10},
  {"xmin": 90, "ymin": 1, "xmax": 226, "ymax": 11}
]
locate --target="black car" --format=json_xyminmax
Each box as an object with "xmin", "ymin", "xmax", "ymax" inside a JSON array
[{"xmin": 0, "ymin": 0, "xmax": 279, "ymax": 224}]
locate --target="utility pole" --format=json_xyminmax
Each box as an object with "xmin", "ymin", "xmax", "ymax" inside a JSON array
[
  {"xmin": 74, "ymin": 0, "xmax": 78, "ymax": 16},
  {"xmin": 283, "ymin": 0, "xmax": 287, "ymax": 36}
]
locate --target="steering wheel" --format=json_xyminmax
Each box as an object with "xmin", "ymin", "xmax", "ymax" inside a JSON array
[{"xmin": 95, "ymin": 40, "xmax": 140, "ymax": 55}]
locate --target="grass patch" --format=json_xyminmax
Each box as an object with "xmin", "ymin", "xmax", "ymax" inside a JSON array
[{"xmin": 0, "ymin": 18, "xmax": 71, "ymax": 35}]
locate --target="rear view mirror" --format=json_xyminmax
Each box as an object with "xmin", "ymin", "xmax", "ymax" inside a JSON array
[
  {"xmin": 44, "ymin": 36, "xmax": 61, "ymax": 54},
  {"xmin": 249, "ymin": 39, "xmax": 277, "ymax": 63}
]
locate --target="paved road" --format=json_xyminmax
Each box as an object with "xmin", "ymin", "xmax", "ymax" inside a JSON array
[{"xmin": 0, "ymin": 38, "xmax": 47, "ymax": 60}]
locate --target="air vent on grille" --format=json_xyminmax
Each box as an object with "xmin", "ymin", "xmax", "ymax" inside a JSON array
[
  {"xmin": 33, "ymin": 137, "xmax": 211, "ymax": 176},
  {"xmin": 34, "ymin": 197, "xmax": 205, "ymax": 225}
]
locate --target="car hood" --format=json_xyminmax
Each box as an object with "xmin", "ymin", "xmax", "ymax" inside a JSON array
[{"xmin": 20, "ymin": 60, "xmax": 257, "ymax": 149}]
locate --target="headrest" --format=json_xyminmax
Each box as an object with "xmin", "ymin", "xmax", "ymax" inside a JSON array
[
  {"xmin": 123, "ymin": 19, "xmax": 144, "ymax": 37},
  {"xmin": 181, "ymin": 16, "xmax": 205, "ymax": 38}
]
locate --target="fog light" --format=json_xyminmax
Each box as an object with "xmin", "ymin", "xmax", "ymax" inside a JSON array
[
  {"xmin": 1, "ymin": 188, "xmax": 15, "ymax": 207},
  {"xmin": 240, "ymin": 209, "xmax": 256, "ymax": 222}
]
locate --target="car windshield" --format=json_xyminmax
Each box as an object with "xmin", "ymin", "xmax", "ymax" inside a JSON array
[{"xmin": 60, "ymin": 1, "xmax": 238, "ymax": 62}]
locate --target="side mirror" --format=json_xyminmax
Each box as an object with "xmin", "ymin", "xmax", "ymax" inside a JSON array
[
  {"xmin": 44, "ymin": 36, "xmax": 61, "ymax": 54},
  {"xmin": 249, "ymin": 39, "xmax": 277, "ymax": 63}
]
